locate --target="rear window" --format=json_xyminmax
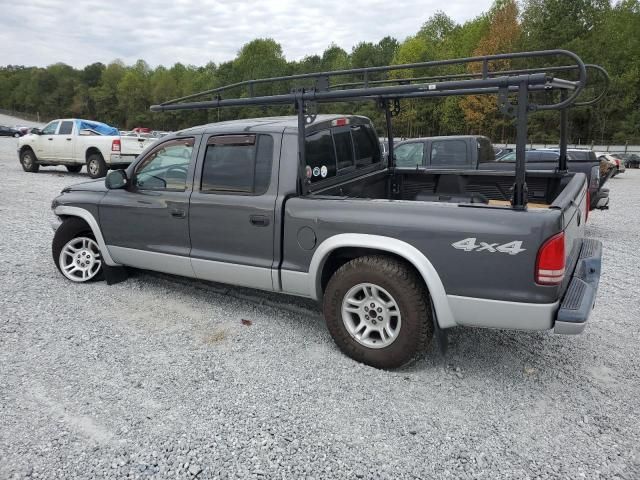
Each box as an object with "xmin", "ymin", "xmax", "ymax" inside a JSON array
[
  {"xmin": 305, "ymin": 130, "xmax": 337, "ymax": 182},
  {"xmin": 305, "ymin": 123, "xmax": 381, "ymax": 184},
  {"xmin": 352, "ymin": 125, "xmax": 380, "ymax": 167},
  {"xmin": 430, "ymin": 140, "xmax": 468, "ymax": 166},
  {"xmin": 334, "ymin": 130, "xmax": 355, "ymax": 170}
]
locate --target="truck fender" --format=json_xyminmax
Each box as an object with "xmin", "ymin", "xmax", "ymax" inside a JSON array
[
  {"xmin": 53, "ymin": 205, "xmax": 119, "ymax": 266},
  {"xmin": 309, "ymin": 234, "xmax": 455, "ymax": 329}
]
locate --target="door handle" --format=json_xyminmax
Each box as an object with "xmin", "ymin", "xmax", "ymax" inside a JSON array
[
  {"xmin": 66, "ymin": 138, "xmax": 72, "ymax": 141},
  {"xmin": 48, "ymin": 138, "xmax": 53, "ymax": 141},
  {"xmin": 170, "ymin": 208, "xmax": 186, "ymax": 218},
  {"xmin": 250, "ymin": 215, "xmax": 270, "ymax": 227}
]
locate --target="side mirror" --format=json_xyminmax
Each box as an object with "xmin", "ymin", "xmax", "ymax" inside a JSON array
[
  {"xmin": 31, "ymin": 128, "xmax": 41, "ymax": 135},
  {"xmin": 105, "ymin": 169, "xmax": 128, "ymax": 189}
]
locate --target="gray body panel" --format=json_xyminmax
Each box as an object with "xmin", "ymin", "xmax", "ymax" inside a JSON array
[{"xmin": 281, "ymin": 195, "xmax": 568, "ymax": 304}]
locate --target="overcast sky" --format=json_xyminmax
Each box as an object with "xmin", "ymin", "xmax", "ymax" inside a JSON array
[{"xmin": 0, "ymin": 0, "xmax": 495, "ymax": 68}]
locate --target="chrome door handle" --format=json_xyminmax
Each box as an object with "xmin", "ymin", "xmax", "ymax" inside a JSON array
[{"xmin": 170, "ymin": 208, "xmax": 186, "ymax": 218}]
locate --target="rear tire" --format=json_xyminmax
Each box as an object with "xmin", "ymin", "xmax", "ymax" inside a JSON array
[
  {"xmin": 52, "ymin": 217, "xmax": 103, "ymax": 283},
  {"xmin": 19, "ymin": 149, "xmax": 39, "ymax": 173},
  {"xmin": 86, "ymin": 153, "xmax": 107, "ymax": 178},
  {"xmin": 66, "ymin": 165, "xmax": 82, "ymax": 173},
  {"xmin": 323, "ymin": 255, "xmax": 433, "ymax": 369}
]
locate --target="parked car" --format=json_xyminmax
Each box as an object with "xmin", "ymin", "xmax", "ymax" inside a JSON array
[
  {"xmin": 616, "ymin": 153, "xmax": 640, "ymax": 168},
  {"xmin": 14, "ymin": 125, "xmax": 31, "ymax": 136},
  {"xmin": 0, "ymin": 125, "xmax": 20, "ymax": 137},
  {"xmin": 17, "ymin": 119, "xmax": 157, "ymax": 178},
  {"xmin": 393, "ymin": 137, "xmax": 607, "ymax": 210},
  {"xmin": 51, "ymin": 114, "xmax": 600, "ymax": 368},
  {"xmin": 596, "ymin": 152, "xmax": 625, "ymax": 176},
  {"xmin": 615, "ymin": 152, "xmax": 640, "ymax": 169}
]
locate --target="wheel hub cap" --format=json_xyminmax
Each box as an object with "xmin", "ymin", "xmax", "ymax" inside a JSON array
[
  {"xmin": 59, "ymin": 237, "xmax": 102, "ymax": 282},
  {"xmin": 341, "ymin": 283, "xmax": 401, "ymax": 349}
]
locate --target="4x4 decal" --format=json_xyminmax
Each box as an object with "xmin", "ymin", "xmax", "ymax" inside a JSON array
[{"xmin": 452, "ymin": 237, "xmax": 526, "ymax": 255}]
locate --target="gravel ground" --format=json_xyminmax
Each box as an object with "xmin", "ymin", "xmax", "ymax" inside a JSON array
[{"xmin": 0, "ymin": 127, "xmax": 639, "ymax": 480}]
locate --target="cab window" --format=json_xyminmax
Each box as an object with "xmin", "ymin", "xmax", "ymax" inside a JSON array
[
  {"xmin": 41, "ymin": 121, "xmax": 59, "ymax": 135},
  {"xmin": 200, "ymin": 134, "xmax": 273, "ymax": 194},
  {"xmin": 58, "ymin": 121, "xmax": 74, "ymax": 135},
  {"xmin": 430, "ymin": 140, "xmax": 468, "ymax": 166},
  {"xmin": 394, "ymin": 143, "xmax": 424, "ymax": 167},
  {"xmin": 134, "ymin": 138, "xmax": 194, "ymax": 191}
]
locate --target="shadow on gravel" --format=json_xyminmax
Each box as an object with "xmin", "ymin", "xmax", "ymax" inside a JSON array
[{"xmin": 125, "ymin": 269, "xmax": 581, "ymax": 377}]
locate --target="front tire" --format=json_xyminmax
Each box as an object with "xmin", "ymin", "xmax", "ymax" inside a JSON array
[
  {"xmin": 19, "ymin": 149, "xmax": 39, "ymax": 173},
  {"xmin": 66, "ymin": 165, "xmax": 82, "ymax": 173},
  {"xmin": 323, "ymin": 255, "xmax": 433, "ymax": 369},
  {"xmin": 13, "ymin": 132, "xmax": 20, "ymax": 138},
  {"xmin": 52, "ymin": 218, "xmax": 103, "ymax": 283},
  {"xmin": 86, "ymin": 153, "xmax": 107, "ymax": 178}
]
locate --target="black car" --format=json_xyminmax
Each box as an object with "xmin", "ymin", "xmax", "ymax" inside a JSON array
[
  {"xmin": 0, "ymin": 125, "xmax": 21, "ymax": 138},
  {"xmin": 615, "ymin": 152, "xmax": 640, "ymax": 169}
]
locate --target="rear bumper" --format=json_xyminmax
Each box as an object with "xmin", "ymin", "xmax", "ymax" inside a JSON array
[
  {"xmin": 553, "ymin": 238, "xmax": 602, "ymax": 334},
  {"xmin": 108, "ymin": 154, "xmax": 137, "ymax": 165}
]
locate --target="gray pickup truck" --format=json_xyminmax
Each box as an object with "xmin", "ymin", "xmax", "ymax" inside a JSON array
[
  {"xmin": 51, "ymin": 113, "xmax": 601, "ymax": 368},
  {"xmin": 50, "ymin": 50, "xmax": 605, "ymax": 368}
]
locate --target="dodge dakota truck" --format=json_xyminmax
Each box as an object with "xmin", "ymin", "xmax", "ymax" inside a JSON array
[
  {"xmin": 49, "ymin": 50, "xmax": 605, "ymax": 368},
  {"xmin": 18, "ymin": 118, "xmax": 156, "ymax": 178}
]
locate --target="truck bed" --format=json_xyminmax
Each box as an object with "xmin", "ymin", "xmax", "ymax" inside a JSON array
[{"xmin": 309, "ymin": 168, "xmax": 579, "ymax": 210}]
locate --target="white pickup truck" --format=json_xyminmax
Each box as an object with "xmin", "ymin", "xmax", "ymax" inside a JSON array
[{"xmin": 17, "ymin": 118, "xmax": 157, "ymax": 178}]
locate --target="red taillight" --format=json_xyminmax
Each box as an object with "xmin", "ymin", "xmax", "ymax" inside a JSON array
[
  {"xmin": 615, "ymin": 159, "xmax": 620, "ymax": 167},
  {"xmin": 536, "ymin": 232, "xmax": 565, "ymax": 285},
  {"xmin": 111, "ymin": 139, "xmax": 121, "ymax": 152},
  {"xmin": 331, "ymin": 118, "xmax": 349, "ymax": 127}
]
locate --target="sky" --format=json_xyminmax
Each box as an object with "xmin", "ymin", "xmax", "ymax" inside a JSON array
[{"xmin": 0, "ymin": 0, "xmax": 495, "ymax": 69}]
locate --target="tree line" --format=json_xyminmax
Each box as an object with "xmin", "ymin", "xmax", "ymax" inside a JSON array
[{"xmin": 0, "ymin": 0, "xmax": 638, "ymax": 144}]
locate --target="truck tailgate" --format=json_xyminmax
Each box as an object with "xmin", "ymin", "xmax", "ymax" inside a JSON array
[{"xmin": 120, "ymin": 135, "xmax": 155, "ymax": 156}]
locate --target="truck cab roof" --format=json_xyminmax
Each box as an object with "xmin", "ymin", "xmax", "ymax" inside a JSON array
[{"xmin": 175, "ymin": 115, "xmax": 372, "ymax": 136}]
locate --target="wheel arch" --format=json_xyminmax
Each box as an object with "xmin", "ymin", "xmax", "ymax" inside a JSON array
[
  {"xmin": 19, "ymin": 144, "xmax": 35, "ymax": 155},
  {"xmin": 85, "ymin": 146, "xmax": 103, "ymax": 162},
  {"xmin": 53, "ymin": 206, "xmax": 119, "ymax": 266},
  {"xmin": 310, "ymin": 234, "xmax": 455, "ymax": 328}
]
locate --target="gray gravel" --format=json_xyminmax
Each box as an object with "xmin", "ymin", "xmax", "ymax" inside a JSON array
[{"xmin": 1, "ymin": 128, "xmax": 639, "ymax": 479}]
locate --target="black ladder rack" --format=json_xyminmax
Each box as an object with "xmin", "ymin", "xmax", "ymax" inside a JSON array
[{"xmin": 150, "ymin": 49, "xmax": 608, "ymax": 209}]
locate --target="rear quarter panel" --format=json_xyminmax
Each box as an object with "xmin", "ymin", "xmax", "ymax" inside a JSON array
[{"xmin": 282, "ymin": 197, "xmax": 566, "ymax": 304}]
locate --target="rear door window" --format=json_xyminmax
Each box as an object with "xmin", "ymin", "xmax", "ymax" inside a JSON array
[
  {"xmin": 201, "ymin": 134, "xmax": 273, "ymax": 194},
  {"xmin": 430, "ymin": 140, "xmax": 468, "ymax": 166},
  {"xmin": 58, "ymin": 121, "xmax": 74, "ymax": 135}
]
